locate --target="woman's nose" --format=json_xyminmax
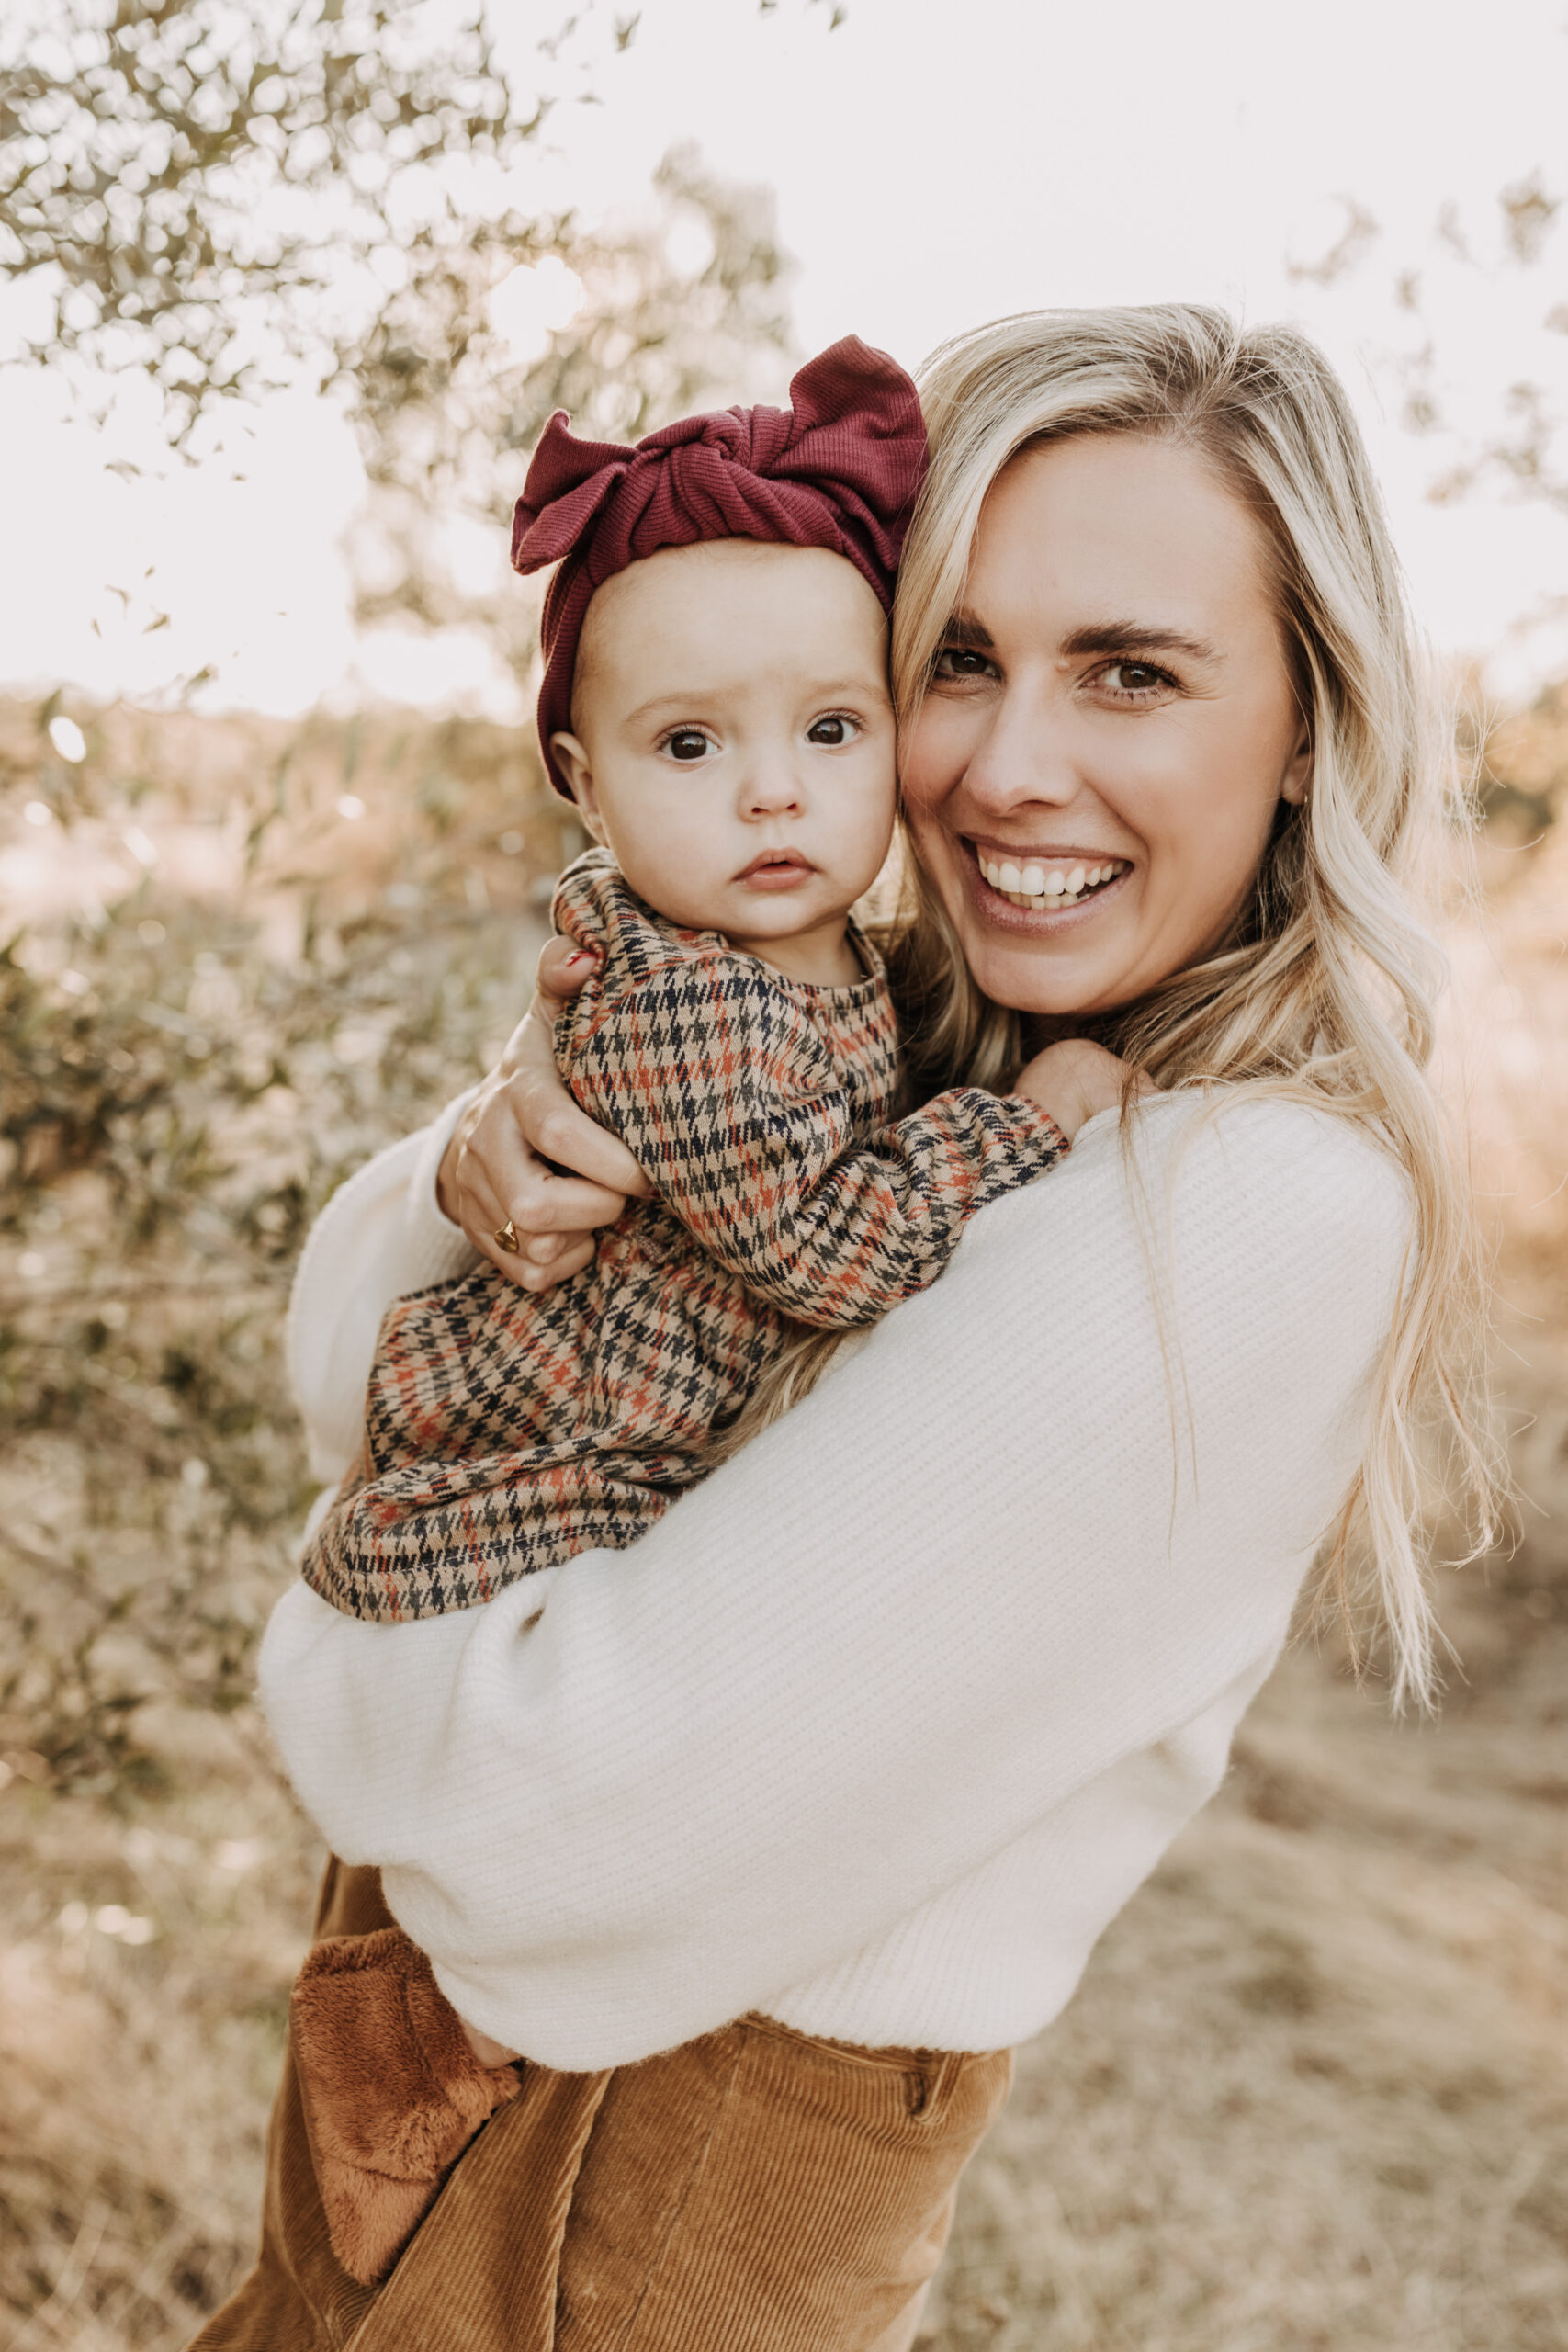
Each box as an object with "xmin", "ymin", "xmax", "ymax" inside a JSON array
[{"xmin": 961, "ymin": 682, "xmax": 1082, "ymax": 816}]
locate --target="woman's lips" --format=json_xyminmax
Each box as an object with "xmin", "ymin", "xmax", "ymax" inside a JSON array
[
  {"xmin": 737, "ymin": 852, "xmax": 814, "ymax": 891},
  {"xmin": 963, "ymin": 840, "xmax": 1133, "ymax": 926}
]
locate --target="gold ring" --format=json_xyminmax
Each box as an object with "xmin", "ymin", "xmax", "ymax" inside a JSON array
[{"xmin": 493, "ymin": 1219, "xmax": 521, "ymax": 1253}]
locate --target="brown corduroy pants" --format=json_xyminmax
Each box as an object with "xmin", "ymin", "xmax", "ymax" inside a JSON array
[{"xmin": 193, "ymin": 1860, "xmax": 1012, "ymax": 2352}]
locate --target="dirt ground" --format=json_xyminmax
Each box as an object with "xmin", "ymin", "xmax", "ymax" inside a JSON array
[{"xmin": 2, "ymin": 697, "xmax": 1564, "ymax": 2350}]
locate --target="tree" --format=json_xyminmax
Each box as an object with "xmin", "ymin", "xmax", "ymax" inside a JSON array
[
  {"xmin": 1289, "ymin": 175, "xmax": 1568, "ymax": 519},
  {"xmin": 0, "ymin": 0, "xmax": 830, "ymax": 680}
]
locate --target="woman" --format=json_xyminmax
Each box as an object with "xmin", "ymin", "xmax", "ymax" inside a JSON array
[{"xmin": 203, "ymin": 306, "xmax": 1494, "ymax": 2350}]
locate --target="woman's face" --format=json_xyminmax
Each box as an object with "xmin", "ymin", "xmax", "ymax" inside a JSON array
[{"xmin": 900, "ymin": 433, "xmax": 1312, "ymax": 1018}]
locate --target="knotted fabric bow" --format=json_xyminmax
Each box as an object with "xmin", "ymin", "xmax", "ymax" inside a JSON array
[{"xmin": 512, "ymin": 336, "xmax": 928, "ymax": 796}]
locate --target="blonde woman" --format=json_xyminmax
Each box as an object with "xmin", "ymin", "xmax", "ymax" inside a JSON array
[{"xmin": 205, "ymin": 307, "xmax": 1495, "ymax": 2352}]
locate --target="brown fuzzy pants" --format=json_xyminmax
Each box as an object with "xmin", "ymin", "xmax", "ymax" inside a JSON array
[{"xmin": 192, "ymin": 1860, "xmax": 1012, "ymax": 2352}]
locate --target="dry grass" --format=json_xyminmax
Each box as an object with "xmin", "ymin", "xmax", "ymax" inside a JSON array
[{"xmin": 1, "ymin": 691, "xmax": 1565, "ymax": 2350}]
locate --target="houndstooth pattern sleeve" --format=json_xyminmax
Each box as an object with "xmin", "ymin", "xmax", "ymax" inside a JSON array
[{"xmin": 558, "ymin": 939, "xmax": 1070, "ymax": 1330}]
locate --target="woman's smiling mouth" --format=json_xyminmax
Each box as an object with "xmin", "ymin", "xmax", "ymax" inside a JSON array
[{"xmin": 966, "ymin": 841, "xmax": 1132, "ymax": 916}]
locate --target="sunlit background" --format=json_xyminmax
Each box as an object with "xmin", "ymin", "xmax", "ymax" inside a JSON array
[{"xmin": 3, "ymin": 0, "xmax": 1565, "ymax": 719}]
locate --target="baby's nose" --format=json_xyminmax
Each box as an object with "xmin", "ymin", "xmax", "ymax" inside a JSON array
[{"xmin": 742, "ymin": 754, "xmax": 805, "ymax": 816}]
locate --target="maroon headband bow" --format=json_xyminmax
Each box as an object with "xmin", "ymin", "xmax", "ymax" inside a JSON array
[{"xmin": 512, "ymin": 336, "xmax": 928, "ymax": 797}]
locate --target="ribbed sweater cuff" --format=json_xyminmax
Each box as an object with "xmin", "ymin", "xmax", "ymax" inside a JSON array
[{"xmin": 403, "ymin": 1089, "xmax": 483, "ymax": 1287}]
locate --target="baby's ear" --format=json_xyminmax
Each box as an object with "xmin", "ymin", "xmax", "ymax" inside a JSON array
[{"xmin": 550, "ymin": 733, "xmax": 605, "ymax": 841}]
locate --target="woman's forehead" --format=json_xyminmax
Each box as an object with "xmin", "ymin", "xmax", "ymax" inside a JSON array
[{"xmin": 971, "ymin": 434, "xmax": 1276, "ymax": 639}]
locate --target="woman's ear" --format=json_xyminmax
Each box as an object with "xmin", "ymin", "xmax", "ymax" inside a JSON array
[
  {"xmin": 550, "ymin": 734, "xmax": 607, "ymax": 842},
  {"xmin": 1280, "ymin": 725, "xmax": 1313, "ymax": 808}
]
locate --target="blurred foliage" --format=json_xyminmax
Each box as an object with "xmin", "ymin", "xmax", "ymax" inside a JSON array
[
  {"xmin": 1290, "ymin": 172, "xmax": 1568, "ymax": 520},
  {"xmin": 0, "ymin": 0, "xmax": 821, "ymax": 429},
  {"xmin": 0, "ymin": 0, "xmax": 821, "ymax": 681},
  {"xmin": 351, "ymin": 139, "xmax": 801, "ymax": 677},
  {"xmin": 1466, "ymin": 673, "xmax": 1568, "ymax": 843},
  {"xmin": 1, "ymin": 0, "xmax": 543, "ymax": 434},
  {"xmin": 0, "ymin": 694, "xmax": 569, "ymax": 1799},
  {"xmin": 1408, "ymin": 174, "xmax": 1568, "ymax": 516}
]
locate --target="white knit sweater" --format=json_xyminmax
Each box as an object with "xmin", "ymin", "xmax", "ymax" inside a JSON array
[{"xmin": 260, "ymin": 1091, "xmax": 1409, "ymax": 2070}]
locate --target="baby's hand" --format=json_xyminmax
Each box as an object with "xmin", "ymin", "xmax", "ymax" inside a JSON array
[{"xmin": 1011, "ymin": 1038, "xmax": 1148, "ymax": 1142}]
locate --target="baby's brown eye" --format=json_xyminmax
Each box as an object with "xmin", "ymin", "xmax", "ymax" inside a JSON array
[
  {"xmin": 666, "ymin": 729, "xmax": 710, "ymax": 762},
  {"xmin": 807, "ymin": 716, "xmax": 852, "ymax": 747}
]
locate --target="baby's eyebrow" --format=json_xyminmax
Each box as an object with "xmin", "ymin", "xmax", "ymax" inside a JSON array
[
  {"xmin": 620, "ymin": 677, "xmax": 888, "ymax": 727},
  {"xmin": 617, "ymin": 688, "xmax": 733, "ymax": 728}
]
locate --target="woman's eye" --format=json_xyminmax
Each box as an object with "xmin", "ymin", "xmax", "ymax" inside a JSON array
[
  {"xmin": 807, "ymin": 714, "xmax": 857, "ymax": 747},
  {"xmin": 1100, "ymin": 661, "xmax": 1171, "ymax": 697},
  {"xmin": 663, "ymin": 729, "xmax": 714, "ymax": 763},
  {"xmin": 931, "ymin": 645, "xmax": 996, "ymax": 682}
]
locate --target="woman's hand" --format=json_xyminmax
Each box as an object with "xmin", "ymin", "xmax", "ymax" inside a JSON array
[{"xmin": 437, "ymin": 936, "xmax": 652, "ymax": 1292}]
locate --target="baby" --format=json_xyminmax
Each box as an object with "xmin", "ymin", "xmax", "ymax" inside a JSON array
[{"xmin": 289, "ymin": 340, "xmax": 1132, "ymax": 2282}]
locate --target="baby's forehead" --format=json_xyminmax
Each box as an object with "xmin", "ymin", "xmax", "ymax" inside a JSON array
[
  {"xmin": 593, "ymin": 536, "xmax": 877, "ymax": 616},
  {"xmin": 576, "ymin": 540, "xmax": 888, "ymax": 707}
]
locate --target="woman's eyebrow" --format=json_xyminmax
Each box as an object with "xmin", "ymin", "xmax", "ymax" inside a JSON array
[
  {"xmin": 942, "ymin": 611, "xmax": 996, "ymax": 649},
  {"xmin": 1062, "ymin": 620, "xmax": 1220, "ymax": 663}
]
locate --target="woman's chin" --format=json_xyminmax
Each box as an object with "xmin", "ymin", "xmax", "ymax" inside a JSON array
[
  {"xmin": 948, "ymin": 899, "xmax": 1141, "ymax": 1018},
  {"xmin": 922, "ymin": 842, "xmax": 1143, "ymax": 1015},
  {"xmin": 973, "ymin": 950, "xmax": 1123, "ymax": 1019}
]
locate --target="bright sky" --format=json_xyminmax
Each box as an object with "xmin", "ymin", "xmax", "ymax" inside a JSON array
[{"xmin": 3, "ymin": 0, "xmax": 1565, "ymax": 718}]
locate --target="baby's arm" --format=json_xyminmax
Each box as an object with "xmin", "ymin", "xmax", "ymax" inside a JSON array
[{"xmin": 563, "ymin": 954, "xmax": 1074, "ymax": 1329}]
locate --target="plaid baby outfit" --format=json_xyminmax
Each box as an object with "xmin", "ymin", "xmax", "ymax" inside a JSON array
[{"xmin": 301, "ymin": 852, "xmax": 1067, "ymax": 1623}]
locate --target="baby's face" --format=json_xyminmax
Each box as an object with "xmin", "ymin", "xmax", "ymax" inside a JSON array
[{"xmin": 552, "ymin": 541, "xmax": 897, "ymax": 958}]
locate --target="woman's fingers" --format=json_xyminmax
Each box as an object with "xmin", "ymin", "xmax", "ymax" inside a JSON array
[
  {"xmin": 509, "ymin": 986, "xmax": 651, "ymax": 1198},
  {"xmin": 454, "ymin": 1153, "xmax": 539, "ymax": 1280},
  {"xmin": 434, "ymin": 930, "xmax": 651, "ymax": 1286},
  {"xmin": 433, "ymin": 939, "xmax": 650, "ymax": 1287},
  {"xmin": 513, "ymin": 1237, "xmax": 598, "ymax": 1295},
  {"xmin": 474, "ymin": 1086, "xmax": 637, "ymax": 1229}
]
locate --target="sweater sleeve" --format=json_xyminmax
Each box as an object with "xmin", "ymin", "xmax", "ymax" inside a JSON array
[
  {"xmin": 259, "ymin": 1093, "xmax": 1413, "ymax": 2064},
  {"xmin": 284, "ymin": 1090, "xmax": 479, "ymax": 1487},
  {"xmin": 562, "ymin": 952, "xmax": 1066, "ymax": 1328}
]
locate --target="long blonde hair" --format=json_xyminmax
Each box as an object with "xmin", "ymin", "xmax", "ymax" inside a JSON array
[{"xmin": 878, "ymin": 303, "xmax": 1500, "ymax": 1708}]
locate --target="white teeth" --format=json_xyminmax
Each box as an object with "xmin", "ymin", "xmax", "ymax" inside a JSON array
[{"xmin": 980, "ymin": 850, "xmax": 1126, "ymax": 906}]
